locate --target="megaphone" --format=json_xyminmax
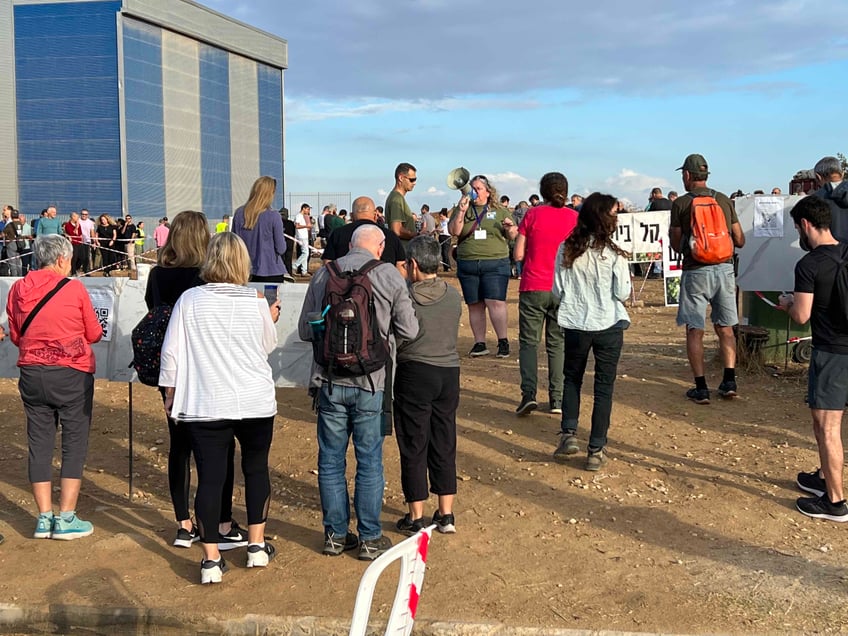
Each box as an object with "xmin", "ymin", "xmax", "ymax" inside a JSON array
[{"xmin": 446, "ymin": 167, "xmax": 477, "ymax": 200}]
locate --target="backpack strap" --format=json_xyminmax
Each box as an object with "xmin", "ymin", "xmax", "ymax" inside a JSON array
[{"xmin": 20, "ymin": 277, "xmax": 71, "ymax": 336}]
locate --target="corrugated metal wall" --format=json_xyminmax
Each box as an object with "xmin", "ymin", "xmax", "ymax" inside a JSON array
[{"xmin": 14, "ymin": 1, "xmax": 123, "ymax": 216}]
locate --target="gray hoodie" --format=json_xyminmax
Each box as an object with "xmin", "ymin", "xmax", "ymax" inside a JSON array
[
  {"xmin": 397, "ymin": 278, "xmax": 462, "ymax": 367},
  {"xmin": 815, "ymin": 181, "xmax": 848, "ymax": 242}
]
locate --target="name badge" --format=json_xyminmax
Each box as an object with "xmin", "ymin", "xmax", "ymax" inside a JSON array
[
  {"xmin": 486, "ymin": 212, "xmax": 496, "ymax": 220},
  {"xmin": 474, "ymin": 229, "xmax": 487, "ymax": 240}
]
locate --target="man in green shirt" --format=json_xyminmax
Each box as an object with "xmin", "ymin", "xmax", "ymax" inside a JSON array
[{"xmin": 385, "ymin": 162, "xmax": 418, "ymax": 245}]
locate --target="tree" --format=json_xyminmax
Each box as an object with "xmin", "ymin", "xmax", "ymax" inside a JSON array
[{"xmin": 838, "ymin": 152, "xmax": 848, "ymax": 177}]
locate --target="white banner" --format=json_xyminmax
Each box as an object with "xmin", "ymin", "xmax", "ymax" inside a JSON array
[{"xmin": 614, "ymin": 211, "xmax": 669, "ymax": 264}]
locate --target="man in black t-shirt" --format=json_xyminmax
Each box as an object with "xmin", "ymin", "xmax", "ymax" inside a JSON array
[
  {"xmin": 779, "ymin": 195, "xmax": 848, "ymax": 522},
  {"xmin": 322, "ymin": 196, "xmax": 405, "ymax": 270}
]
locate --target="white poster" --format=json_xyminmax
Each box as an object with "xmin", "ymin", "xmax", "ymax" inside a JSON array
[
  {"xmin": 87, "ymin": 287, "xmax": 116, "ymax": 342},
  {"xmin": 753, "ymin": 196, "xmax": 784, "ymax": 238},
  {"xmin": 612, "ymin": 215, "xmax": 634, "ymax": 255}
]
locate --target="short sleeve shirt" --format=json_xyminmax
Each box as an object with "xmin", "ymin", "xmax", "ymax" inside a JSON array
[
  {"xmin": 794, "ymin": 243, "xmax": 848, "ymax": 354},
  {"xmin": 518, "ymin": 205, "xmax": 578, "ymax": 292},
  {"xmin": 385, "ymin": 191, "xmax": 415, "ymax": 241},
  {"xmin": 669, "ymin": 187, "xmax": 738, "ymax": 270},
  {"xmin": 322, "ymin": 219, "xmax": 405, "ymax": 265},
  {"xmin": 454, "ymin": 203, "xmax": 513, "ymax": 261}
]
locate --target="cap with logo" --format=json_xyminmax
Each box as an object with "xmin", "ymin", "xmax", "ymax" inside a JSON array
[{"xmin": 676, "ymin": 154, "xmax": 709, "ymax": 175}]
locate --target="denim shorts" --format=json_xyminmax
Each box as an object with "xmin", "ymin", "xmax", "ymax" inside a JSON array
[
  {"xmin": 457, "ymin": 257, "xmax": 511, "ymax": 304},
  {"xmin": 676, "ymin": 262, "xmax": 738, "ymax": 330},
  {"xmin": 808, "ymin": 348, "xmax": 848, "ymax": 410}
]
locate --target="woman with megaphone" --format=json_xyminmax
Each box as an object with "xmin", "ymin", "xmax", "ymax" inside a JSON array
[{"xmin": 448, "ymin": 174, "xmax": 518, "ymax": 358}]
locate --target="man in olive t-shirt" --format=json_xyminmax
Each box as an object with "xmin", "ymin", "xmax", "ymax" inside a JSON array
[
  {"xmin": 668, "ymin": 153, "xmax": 745, "ymax": 406},
  {"xmin": 386, "ymin": 162, "xmax": 418, "ymax": 245}
]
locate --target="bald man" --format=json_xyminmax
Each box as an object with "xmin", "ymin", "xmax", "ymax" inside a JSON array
[
  {"xmin": 322, "ymin": 196, "xmax": 406, "ymax": 269},
  {"xmin": 299, "ymin": 221, "xmax": 418, "ymax": 561}
]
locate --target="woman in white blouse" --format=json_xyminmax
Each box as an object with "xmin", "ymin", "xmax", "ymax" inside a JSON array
[
  {"xmin": 551, "ymin": 193, "xmax": 631, "ymax": 472},
  {"xmin": 160, "ymin": 232, "xmax": 281, "ymax": 584}
]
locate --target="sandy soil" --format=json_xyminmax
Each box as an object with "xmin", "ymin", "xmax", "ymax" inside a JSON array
[{"xmin": 1, "ymin": 275, "xmax": 847, "ymax": 634}]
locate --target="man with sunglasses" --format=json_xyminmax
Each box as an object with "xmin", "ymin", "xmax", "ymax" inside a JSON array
[{"xmin": 386, "ymin": 163, "xmax": 418, "ymax": 247}]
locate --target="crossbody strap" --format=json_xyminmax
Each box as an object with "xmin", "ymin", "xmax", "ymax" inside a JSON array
[{"xmin": 20, "ymin": 278, "xmax": 71, "ymax": 336}]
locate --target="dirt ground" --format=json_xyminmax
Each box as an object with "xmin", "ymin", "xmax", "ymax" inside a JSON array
[{"xmin": 1, "ymin": 273, "xmax": 848, "ymax": 634}]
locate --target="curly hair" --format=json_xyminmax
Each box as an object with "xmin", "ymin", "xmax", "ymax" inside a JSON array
[{"xmin": 560, "ymin": 193, "xmax": 629, "ymax": 268}]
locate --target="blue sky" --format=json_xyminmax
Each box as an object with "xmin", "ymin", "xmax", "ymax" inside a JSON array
[{"xmin": 203, "ymin": 0, "xmax": 848, "ymax": 210}]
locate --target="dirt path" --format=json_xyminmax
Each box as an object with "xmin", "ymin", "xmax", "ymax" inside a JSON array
[{"xmin": 1, "ymin": 278, "xmax": 847, "ymax": 633}]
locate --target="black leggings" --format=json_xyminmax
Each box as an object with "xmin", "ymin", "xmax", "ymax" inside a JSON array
[
  {"xmin": 160, "ymin": 388, "xmax": 234, "ymax": 524},
  {"xmin": 188, "ymin": 416, "xmax": 274, "ymax": 543},
  {"xmin": 393, "ymin": 361, "xmax": 459, "ymax": 502}
]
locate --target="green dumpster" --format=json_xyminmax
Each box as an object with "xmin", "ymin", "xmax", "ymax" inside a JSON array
[{"xmin": 740, "ymin": 291, "xmax": 811, "ymax": 364}]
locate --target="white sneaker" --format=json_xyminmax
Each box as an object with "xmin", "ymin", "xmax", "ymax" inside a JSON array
[
  {"xmin": 200, "ymin": 557, "xmax": 227, "ymax": 584},
  {"xmin": 246, "ymin": 542, "xmax": 276, "ymax": 568}
]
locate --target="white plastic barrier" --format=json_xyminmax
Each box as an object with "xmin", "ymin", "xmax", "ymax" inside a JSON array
[
  {"xmin": 349, "ymin": 525, "xmax": 434, "ymax": 636},
  {"xmin": 0, "ymin": 276, "xmax": 313, "ymax": 387}
]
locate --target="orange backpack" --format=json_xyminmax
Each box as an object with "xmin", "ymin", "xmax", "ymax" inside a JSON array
[{"xmin": 688, "ymin": 191, "xmax": 733, "ymax": 264}]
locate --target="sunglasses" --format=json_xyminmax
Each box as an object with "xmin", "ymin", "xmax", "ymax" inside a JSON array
[{"xmin": 406, "ymin": 175, "xmax": 417, "ymax": 183}]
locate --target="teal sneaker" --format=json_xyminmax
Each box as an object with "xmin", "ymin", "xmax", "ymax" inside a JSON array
[
  {"xmin": 33, "ymin": 513, "xmax": 54, "ymax": 539},
  {"xmin": 51, "ymin": 513, "xmax": 93, "ymax": 541}
]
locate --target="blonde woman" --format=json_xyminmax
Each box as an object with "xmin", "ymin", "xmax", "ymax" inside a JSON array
[
  {"xmin": 160, "ymin": 232, "xmax": 280, "ymax": 584},
  {"xmin": 232, "ymin": 176, "xmax": 288, "ymax": 282}
]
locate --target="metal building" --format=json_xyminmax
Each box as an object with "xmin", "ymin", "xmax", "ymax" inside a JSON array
[{"xmin": 0, "ymin": 0, "xmax": 287, "ymax": 219}]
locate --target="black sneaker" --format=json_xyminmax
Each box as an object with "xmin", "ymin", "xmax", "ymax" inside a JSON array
[
  {"xmin": 515, "ymin": 395, "xmax": 538, "ymax": 416},
  {"xmin": 686, "ymin": 387, "xmax": 710, "ymax": 405},
  {"xmin": 496, "ymin": 339, "xmax": 510, "ymax": 358},
  {"xmin": 469, "ymin": 342, "xmax": 489, "ymax": 357},
  {"xmin": 796, "ymin": 494, "xmax": 848, "ymax": 522},
  {"xmin": 246, "ymin": 542, "xmax": 276, "ymax": 568},
  {"xmin": 358, "ymin": 535, "xmax": 392, "ymax": 561},
  {"xmin": 717, "ymin": 380, "xmax": 738, "ymax": 399},
  {"xmin": 200, "ymin": 557, "xmax": 228, "ymax": 584},
  {"xmin": 553, "ymin": 433, "xmax": 579, "ymax": 461},
  {"xmin": 173, "ymin": 525, "xmax": 200, "ymax": 549},
  {"xmin": 217, "ymin": 520, "xmax": 248, "ymax": 551},
  {"xmin": 433, "ymin": 510, "xmax": 456, "ymax": 534},
  {"xmin": 322, "ymin": 531, "xmax": 359, "ymax": 556},
  {"xmin": 797, "ymin": 469, "xmax": 826, "ymax": 497},
  {"xmin": 549, "ymin": 400, "xmax": 562, "ymax": 415},
  {"xmin": 396, "ymin": 514, "xmax": 426, "ymax": 536}
]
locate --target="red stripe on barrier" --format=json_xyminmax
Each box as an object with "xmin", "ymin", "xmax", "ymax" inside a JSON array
[
  {"xmin": 417, "ymin": 532, "xmax": 429, "ymax": 561},
  {"xmin": 408, "ymin": 583, "xmax": 420, "ymax": 618}
]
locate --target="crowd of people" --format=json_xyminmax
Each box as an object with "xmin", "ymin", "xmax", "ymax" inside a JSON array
[
  {"xmin": 3, "ymin": 153, "xmax": 848, "ymax": 578},
  {"xmin": 0, "ymin": 205, "xmax": 146, "ymax": 277}
]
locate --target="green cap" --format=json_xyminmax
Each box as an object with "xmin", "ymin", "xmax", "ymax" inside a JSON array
[{"xmin": 676, "ymin": 154, "xmax": 709, "ymax": 175}]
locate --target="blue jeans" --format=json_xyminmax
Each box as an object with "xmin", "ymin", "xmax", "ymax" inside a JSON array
[{"xmin": 317, "ymin": 383, "xmax": 385, "ymax": 540}]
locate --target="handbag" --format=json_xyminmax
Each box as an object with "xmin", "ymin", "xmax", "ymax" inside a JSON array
[{"xmin": 20, "ymin": 278, "xmax": 71, "ymax": 335}]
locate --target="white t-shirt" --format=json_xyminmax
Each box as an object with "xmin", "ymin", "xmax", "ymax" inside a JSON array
[
  {"xmin": 295, "ymin": 213, "xmax": 309, "ymax": 243},
  {"xmin": 78, "ymin": 218, "xmax": 96, "ymax": 244}
]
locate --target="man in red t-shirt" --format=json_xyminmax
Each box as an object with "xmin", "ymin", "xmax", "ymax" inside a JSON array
[
  {"xmin": 513, "ymin": 173, "xmax": 578, "ymax": 416},
  {"xmin": 62, "ymin": 212, "xmax": 86, "ymax": 275}
]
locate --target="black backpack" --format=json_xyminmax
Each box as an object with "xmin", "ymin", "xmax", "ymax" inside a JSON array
[
  {"xmin": 313, "ymin": 259, "xmax": 390, "ymax": 393},
  {"xmin": 825, "ymin": 246, "xmax": 848, "ymax": 328},
  {"xmin": 129, "ymin": 305, "xmax": 172, "ymax": 386}
]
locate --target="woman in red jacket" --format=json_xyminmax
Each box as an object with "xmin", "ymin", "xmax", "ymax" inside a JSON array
[{"xmin": 6, "ymin": 234, "xmax": 103, "ymax": 540}]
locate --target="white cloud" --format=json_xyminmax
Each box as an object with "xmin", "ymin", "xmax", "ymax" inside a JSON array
[
  {"xmin": 602, "ymin": 169, "xmax": 672, "ymax": 204},
  {"xmin": 376, "ymin": 188, "xmax": 388, "ymax": 197},
  {"xmin": 427, "ymin": 186, "xmax": 445, "ymax": 196}
]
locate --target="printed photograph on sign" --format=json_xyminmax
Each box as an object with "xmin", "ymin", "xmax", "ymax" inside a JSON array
[
  {"xmin": 753, "ymin": 196, "xmax": 784, "ymax": 238},
  {"xmin": 664, "ymin": 273, "xmax": 682, "ymax": 306}
]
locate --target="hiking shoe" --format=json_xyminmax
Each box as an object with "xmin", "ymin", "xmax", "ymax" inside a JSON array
[
  {"xmin": 433, "ymin": 510, "xmax": 456, "ymax": 534},
  {"xmin": 515, "ymin": 395, "xmax": 538, "ymax": 416},
  {"xmin": 797, "ymin": 469, "xmax": 826, "ymax": 497},
  {"xmin": 396, "ymin": 514, "xmax": 426, "ymax": 537},
  {"xmin": 496, "ymin": 339, "xmax": 510, "ymax": 358},
  {"xmin": 553, "ymin": 433, "xmax": 579, "ymax": 461},
  {"xmin": 51, "ymin": 514, "xmax": 93, "ymax": 541},
  {"xmin": 549, "ymin": 400, "xmax": 562, "ymax": 415},
  {"xmin": 469, "ymin": 342, "xmax": 489, "ymax": 357},
  {"xmin": 358, "ymin": 535, "xmax": 392, "ymax": 561},
  {"xmin": 217, "ymin": 520, "xmax": 248, "ymax": 551},
  {"xmin": 200, "ymin": 557, "xmax": 228, "ymax": 584},
  {"xmin": 173, "ymin": 525, "xmax": 200, "ymax": 549},
  {"xmin": 586, "ymin": 449, "xmax": 607, "ymax": 472},
  {"xmin": 246, "ymin": 542, "xmax": 276, "ymax": 568},
  {"xmin": 33, "ymin": 513, "xmax": 54, "ymax": 539},
  {"xmin": 717, "ymin": 380, "xmax": 738, "ymax": 399},
  {"xmin": 796, "ymin": 494, "xmax": 848, "ymax": 522},
  {"xmin": 686, "ymin": 387, "xmax": 710, "ymax": 405},
  {"xmin": 322, "ymin": 531, "xmax": 359, "ymax": 556}
]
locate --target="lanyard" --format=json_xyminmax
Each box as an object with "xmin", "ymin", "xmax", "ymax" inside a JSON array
[{"xmin": 467, "ymin": 204, "xmax": 489, "ymax": 227}]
